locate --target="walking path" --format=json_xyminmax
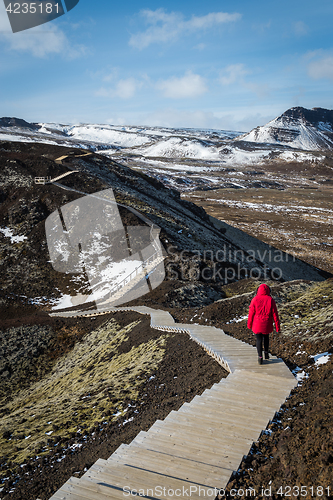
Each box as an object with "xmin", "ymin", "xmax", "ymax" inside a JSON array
[
  {"xmin": 49, "ymin": 305, "xmax": 297, "ymax": 500},
  {"xmin": 54, "ymin": 152, "xmax": 92, "ymax": 165},
  {"xmin": 35, "ymin": 150, "xmax": 92, "ymax": 184},
  {"xmin": 35, "ymin": 170, "xmax": 80, "ymax": 185}
]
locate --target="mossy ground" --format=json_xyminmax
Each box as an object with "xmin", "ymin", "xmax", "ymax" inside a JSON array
[
  {"xmin": 0, "ymin": 310, "xmax": 226, "ymax": 499},
  {"xmin": 277, "ymin": 279, "xmax": 333, "ymax": 341},
  {"xmin": 0, "ymin": 318, "xmax": 167, "ymax": 468}
]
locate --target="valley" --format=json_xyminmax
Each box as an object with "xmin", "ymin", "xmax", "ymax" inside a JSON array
[{"xmin": 183, "ymin": 182, "xmax": 333, "ymax": 275}]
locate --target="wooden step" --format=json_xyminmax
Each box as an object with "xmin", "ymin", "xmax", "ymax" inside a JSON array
[
  {"xmin": 106, "ymin": 446, "xmax": 231, "ymax": 486},
  {"xmin": 51, "ymin": 476, "xmax": 146, "ymax": 499},
  {"xmin": 83, "ymin": 460, "xmax": 218, "ymax": 500},
  {"xmin": 115, "ymin": 437, "xmax": 251, "ymax": 462},
  {"xmin": 132, "ymin": 427, "xmax": 254, "ymax": 454},
  {"xmin": 162, "ymin": 407, "xmax": 273, "ymax": 429}
]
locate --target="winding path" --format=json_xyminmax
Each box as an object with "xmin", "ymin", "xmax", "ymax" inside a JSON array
[{"xmin": 49, "ymin": 305, "xmax": 296, "ymax": 500}]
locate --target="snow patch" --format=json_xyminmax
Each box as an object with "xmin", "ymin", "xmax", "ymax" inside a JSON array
[
  {"xmin": 67, "ymin": 124, "xmax": 151, "ymax": 147},
  {"xmin": 311, "ymin": 352, "xmax": 331, "ymax": 368},
  {"xmin": 292, "ymin": 367, "xmax": 309, "ymax": 383},
  {"xmin": 226, "ymin": 315, "xmax": 248, "ymax": 324},
  {"xmin": 0, "ymin": 227, "xmax": 27, "ymax": 244}
]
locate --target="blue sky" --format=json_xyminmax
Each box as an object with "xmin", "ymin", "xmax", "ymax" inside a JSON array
[{"xmin": 0, "ymin": 0, "xmax": 333, "ymax": 131}]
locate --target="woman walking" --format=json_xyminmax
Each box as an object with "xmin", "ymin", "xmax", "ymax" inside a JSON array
[{"xmin": 247, "ymin": 284, "xmax": 280, "ymax": 364}]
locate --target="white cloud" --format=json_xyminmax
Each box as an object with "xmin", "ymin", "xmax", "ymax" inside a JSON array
[
  {"xmin": 114, "ymin": 79, "xmax": 139, "ymax": 99},
  {"xmin": 129, "ymin": 8, "xmax": 241, "ymax": 49},
  {"xmin": 219, "ymin": 64, "xmax": 270, "ymax": 99},
  {"xmin": 130, "ymin": 9, "xmax": 180, "ymax": 49},
  {"xmin": 1, "ymin": 24, "xmax": 86, "ymax": 58},
  {"xmin": 5, "ymin": 26, "xmax": 66, "ymax": 57},
  {"xmin": 0, "ymin": 22, "xmax": 10, "ymax": 34},
  {"xmin": 219, "ymin": 64, "xmax": 249, "ymax": 85},
  {"xmin": 0, "ymin": 1, "xmax": 85, "ymax": 58},
  {"xmin": 252, "ymin": 21, "xmax": 271, "ymax": 34},
  {"xmin": 243, "ymin": 81, "xmax": 270, "ymax": 99},
  {"xmin": 122, "ymin": 108, "xmax": 227, "ymax": 129},
  {"xmin": 306, "ymin": 50, "xmax": 333, "ymax": 82},
  {"xmin": 144, "ymin": 109, "xmax": 222, "ymax": 128},
  {"xmin": 156, "ymin": 72, "xmax": 207, "ymax": 99},
  {"xmin": 96, "ymin": 78, "xmax": 143, "ymax": 100},
  {"xmin": 185, "ymin": 12, "xmax": 241, "ymax": 30},
  {"xmin": 96, "ymin": 71, "xmax": 207, "ymax": 100},
  {"xmin": 102, "ymin": 69, "xmax": 119, "ymax": 83},
  {"xmin": 294, "ymin": 21, "xmax": 309, "ymax": 37},
  {"xmin": 194, "ymin": 43, "xmax": 207, "ymax": 51},
  {"xmin": 104, "ymin": 108, "xmax": 273, "ymax": 132}
]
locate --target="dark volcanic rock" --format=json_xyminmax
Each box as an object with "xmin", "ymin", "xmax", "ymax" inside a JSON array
[
  {"xmin": 0, "ymin": 117, "xmax": 39, "ymax": 131},
  {"xmin": 283, "ymin": 106, "xmax": 333, "ymax": 130}
]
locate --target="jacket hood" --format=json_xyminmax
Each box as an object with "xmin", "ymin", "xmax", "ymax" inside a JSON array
[{"xmin": 257, "ymin": 284, "xmax": 271, "ymax": 296}]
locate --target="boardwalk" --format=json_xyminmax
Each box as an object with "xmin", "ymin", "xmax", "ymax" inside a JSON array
[
  {"xmin": 49, "ymin": 306, "xmax": 296, "ymax": 500},
  {"xmin": 34, "ymin": 150, "xmax": 92, "ymax": 184}
]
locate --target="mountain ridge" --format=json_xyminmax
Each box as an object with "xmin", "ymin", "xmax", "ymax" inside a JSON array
[
  {"xmin": 1, "ymin": 107, "xmax": 333, "ymax": 163},
  {"xmin": 241, "ymin": 106, "xmax": 333, "ymax": 151},
  {"xmin": 0, "ymin": 116, "xmax": 39, "ymax": 130}
]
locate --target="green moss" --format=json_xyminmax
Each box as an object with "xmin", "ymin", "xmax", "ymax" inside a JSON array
[
  {"xmin": 278, "ymin": 280, "xmax": 333, "ymax": 341},
  {"xmin": 0, "ymin": 319, "xmax": 168, "ymax": 466}
]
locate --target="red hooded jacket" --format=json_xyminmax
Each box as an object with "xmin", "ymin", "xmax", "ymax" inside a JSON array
[{"xmin": 247, "ymin": 284, "xmax": 280, "ymax": 334}]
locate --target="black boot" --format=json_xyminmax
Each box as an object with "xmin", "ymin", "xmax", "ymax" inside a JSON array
[
  {"xmin": 264, "ymin": 352, "xmax": 269, "ymax": 360},
  {"xmin": 258, "ymin": 356, "xmax": 263, "ymax": 365}
]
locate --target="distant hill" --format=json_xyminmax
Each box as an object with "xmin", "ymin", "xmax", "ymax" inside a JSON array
[
  {"xmin": 0, "ymin": 117, "xmax": 39, "ymax": 130},
  {"xmin": 241, "ymin": 107, "xmax": 333, "ymax": 151},
  {"xmin": 1, "ymin": 109, "xmax": 333, "ymax": 162}
]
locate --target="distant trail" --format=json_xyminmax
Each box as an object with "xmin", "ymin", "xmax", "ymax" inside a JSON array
[
  {"xmin": 49, "ymin": 305, "xmax": 296, "ymax": 500},
  {"xmin": 34, "ymin": 150, "xmax": 92, "ymax": 185},
  {"xmin": 54, "ymin": 151, "xmax": 93, "ymax": 165}
]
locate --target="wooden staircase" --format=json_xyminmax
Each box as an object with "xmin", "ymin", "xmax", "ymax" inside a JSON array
[{"xmin": 49, "ymin": 306, "xmax": 297, "ymax": 500}]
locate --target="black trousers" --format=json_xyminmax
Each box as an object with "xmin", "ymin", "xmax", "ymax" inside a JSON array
[{"xmin": 256, "ymin": 333, "xmax": 269, "ymax": 357}]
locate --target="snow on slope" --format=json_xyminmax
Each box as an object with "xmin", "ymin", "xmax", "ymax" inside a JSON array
[
  {"xmin": 81, "ymin": 124, "xmax": 240, "ymax": 141},
  {"xmin": 38, "ymin": 123, "xmax": 240, "ymax": 149},
  {"xmin": 243, "ymin": 118, "xmax": 333, "ymax": 150},
  {"xmin": 66, "ymin": 124, "xmax": 152, "ymax": 148},
  {"xmin": 130, "ymin": 137, "xmax": 221, "ymax": 159},
  {"xmin": 0, "ymin": 131, "xmax": 59, "ymax": 145},
  {"xmin": 242, "ymin": 107, "xmax": 333, "ymax": 151}
]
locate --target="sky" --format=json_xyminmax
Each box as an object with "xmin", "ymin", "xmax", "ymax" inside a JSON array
[{"xmin": 0, "ymin": 0, "xmax": 333, "ymax": 131}]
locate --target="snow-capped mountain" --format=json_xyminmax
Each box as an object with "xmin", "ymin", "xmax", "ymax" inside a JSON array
[
  {"xmin": 0, "ymin": 118, "xmax": 242, "ymax": 155},
  {"xmin": 0, "ymin": 107, "xmax": 332, "ymax": 171},
  {"xmin": 242, "ymin": 107, "xmax": 333, "ymax": 151}
]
